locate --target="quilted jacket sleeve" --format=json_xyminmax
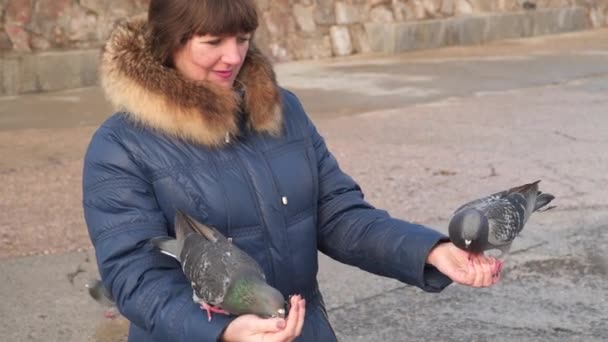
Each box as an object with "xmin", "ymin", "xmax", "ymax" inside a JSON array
[
  {"xmin": 285, "ymin": 91, "xmax": 452, "ymax": 292},
  {"xmin": 82, "ymin": 123, "xmax": 234, "ymax": 341}
]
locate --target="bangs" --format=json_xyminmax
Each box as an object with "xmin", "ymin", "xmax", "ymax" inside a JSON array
[
  {"xmin": 192, "ymin": 0, "xmax": 259, "ymax": 36},
  {"xmin": 148, "ymin": 0, "xmax": 260, "ymax": 66}
]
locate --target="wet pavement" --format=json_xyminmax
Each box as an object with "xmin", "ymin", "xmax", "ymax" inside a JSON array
[{"xmin": 1, "ymin": 29, "xmax": 607, "ymax": 341}]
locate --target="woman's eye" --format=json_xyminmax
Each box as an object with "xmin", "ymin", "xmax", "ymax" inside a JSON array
[
  {"xmin": 237, "ymin": 37, "xmax": 251, "ymax": 44},
  {"xmin": 205, "ymin": 39, "xmax": 222, "ymax": 45}
]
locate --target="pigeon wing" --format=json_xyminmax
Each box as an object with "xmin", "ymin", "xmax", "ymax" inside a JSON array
[
  {"xmin": 224, "ymin": 243, "xmax": 266, "ymax": 280},
  {"xmin": 453, "ymin": 190, "xmax": 507, "ymax": 214},
  {"xmin": 180, "ymin": 234, "xmax": 230, "ymax": 305},
  {"xmin": 181, "ymin": 234, "xmax": 265, "ymax": 307},
  {"xmin": 484, "ymin": 195, "xmax": 527, "ymax": 247},
  {"xmin": 505, "ymin": 180, "xmax": 540, "ymax": 223}
]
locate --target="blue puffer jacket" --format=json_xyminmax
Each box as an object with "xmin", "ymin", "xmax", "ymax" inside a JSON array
[{"xmin": 83, "ymin": 18, "xmax": 451, "ymax": 342}]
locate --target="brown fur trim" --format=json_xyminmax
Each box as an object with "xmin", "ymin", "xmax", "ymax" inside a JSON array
[
  {"xmin": 238, "ymin": 45, "xmax": 283, "ymax": 136},
  {"xmin": 100, "ymin": 17, "xmax": 282, "ymax": 147}
]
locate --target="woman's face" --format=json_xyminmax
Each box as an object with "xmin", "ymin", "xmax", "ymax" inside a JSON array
[{"xmin": 173, "ymin": 33, "xmax": 251, "ymax": 88}]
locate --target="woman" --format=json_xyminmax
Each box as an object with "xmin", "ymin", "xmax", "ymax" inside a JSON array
[{"xmin": 83, "ymin": 0, "xmax": 500, "ymax": 341}]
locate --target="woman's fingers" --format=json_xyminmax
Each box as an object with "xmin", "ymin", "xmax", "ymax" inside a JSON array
[
  {"xmin": 491, "ymin": 257, "xmax": 502, "ymax": 284},
  {"xmin": 271, "ymin": 295, "xmax": 302, "ymax": 341},
  {"xmin": 472, "ymin": 256, "xmax": 495, "ymax": 287},
  {"xmin": 241, "ymin": 314, "xmax": 285, "ymax": 334},
  {"xmin": 481, "ymin": 257, "xmax": 494, "ymax": 287},
  {"xmin": 463, "ymin": 255, "xmax": 477, "ymax": 285},
  {"xmin": 223, "ymin": 295, "xmax": 307, "ymax": 342},
  {"xmin": 470, "ymin": 257, "xmax": 481, "ymax": 287},
  {"xmin": 284, "ymin": 296, "xmax": 300, "ymax": 336},
  {"xmin": 294, "ymin": 298, "xmax": 306, "ymax": 337}
]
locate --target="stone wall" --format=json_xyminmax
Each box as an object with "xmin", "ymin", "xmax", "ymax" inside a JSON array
[
  {"xmin": 1, "ymin": 0, "xmax": 607, "ymax": 61},
  {"xmin": 2, "ymin": 0, "xmax": 608, "ymax": 95}
]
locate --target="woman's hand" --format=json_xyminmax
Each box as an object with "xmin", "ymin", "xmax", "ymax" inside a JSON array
[
  {"xmin": 221, "ymin": 295, "xmax": 306, "ymax": 342},
  {"xmin": 426, "ymin": 242, "xmax": 500, "ymax": 287}
]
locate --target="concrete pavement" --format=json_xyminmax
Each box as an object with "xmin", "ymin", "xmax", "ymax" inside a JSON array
[{"xmin": 1, "ymin": 29, "xmax": 607, "ymax": 341}]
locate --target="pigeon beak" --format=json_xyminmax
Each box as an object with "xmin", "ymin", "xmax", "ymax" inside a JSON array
[
  {"xmin": 465, "ymin": 240, "xmax": 472, "ymax": 248},
  {"xmin": 276, "ymin": 308, "xmax": 286, "ymax": 319}
]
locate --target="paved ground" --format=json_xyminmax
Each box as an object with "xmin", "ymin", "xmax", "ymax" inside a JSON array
[{"xmin": 1, "ymin": 29, "xmax": 607, "ymax": 341}]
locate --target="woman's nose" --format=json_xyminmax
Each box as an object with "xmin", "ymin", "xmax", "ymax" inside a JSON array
[{"xmin": 221, "ymin": 39, "xmax": 243, "ymax": 65}]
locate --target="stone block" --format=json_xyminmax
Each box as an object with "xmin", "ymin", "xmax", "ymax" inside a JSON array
[
  {"xmin": 0, "ymin": 49, "xmax": 100, "ymax": 96},
  {"xmin": 468, "ymin": 0, "xmax": 495, "ymax": 12},
  {"xmin": 293, "ymin": 4, "xmax": 317, "ymax": 33},
  {"xmin": 410, "ymin": 0, "xmax": 429, "ymax": 19},
  {"xmin": 5, "ymin": 0, "xmax": 34, "ymax": 24},
  {"xmin": 256, "ymin": 0, "xmax": 272, "ymax": 11},
  {"xmin": 440, "ymin": 0, "xmax": 456, "ymax": 16},
  {"xmin": 451, "ymin": 7, "xmax": 590, "ymax": 48},
  {"xmin": 4, "ymin": 23, "xmax": 31, "ymax": 52},
  {"xmin": 394, "ymin": 19, "xmax": 447, "ymax": 51},
  {"xmin": 495, "ymin": 12, "xmax": 532, "ymax": 39},
  {"xmin": 445, "ymin": 15, "xmax": 487, "ymax": 46},
  {"xmin": 0, "ymin": 57, "xmax": 20, "ymax": 95},
  {"xmin": 455, "ymin": 0, "xmax": 474, "ymax": 15},
  {"xmin": 330, "ymin": 25, "xmax": 353, "ymax": 56},
  {"xmin": 67, "ymin": 6, "xmax": 100, "ymax": 43},
  {"xmin": 391, "ymin": 0, "xmax": 407, "ymax": 21},
  {"xmin": 556, "ymin": 7, "xmax": 590, "ymax": 32},
  {"xmin": 335, "ymin": 2, "xmax": 362, "ymax": 24},
  {"xmin": 79, "ymin": 0, "xmax": 105, "ymax": 14},
  {"xmin": 370, "ymin": 4, "xmax": 395, "ymax": 22},
  {"xmin": 364, "ymin": 22, "xmax": 396, "ymax": 52},
  {"xmin": 350, "ymin": 24, "xmax": 372, "ymax": 53},
  {"xmin": 494, "ymin": 0, "xmax": 514, "ymax": 11},
  {"xmin": 369, "ymin": 0, "xmax": 391, "ymax": 6},
  {"xmin": 288, "ymin": 35, "xmax": 333, "ymax": 60},
  {"xmin": 0, "ymin": 30, "xmax": 13, "ymax": 51},
  {"xmin": 263, "ymin": 7, "xmax": 295, "ymax": 37},
  {"xmin": 314, "ymin": 0, "xmax": 336, "ymax": 25},
  {"xmin": 422, "ymin": 0, "xmax": 441, "ymax": 16}
]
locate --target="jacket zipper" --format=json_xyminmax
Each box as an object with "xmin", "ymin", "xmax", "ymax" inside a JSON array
[
  {"xmin": 256, "ymin": 152, "xmax": 297, "ymax": 294},
  {"xmin": 209, "ymin": 154, "xmax": 232, "ymax": 238},
  {"xmin": 231, "ymin": 138, "xmax": 278, "ymax": 286}
]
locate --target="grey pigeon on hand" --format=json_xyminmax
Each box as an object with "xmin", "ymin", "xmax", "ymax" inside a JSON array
[
  {"xmin": 150, "ymin": 211, "xmax": 286, "ymax": 321},
  {"xmin": 86, "ymin": 279, "xmax": 119, "ymax": 319},
  {"xmin": 448, "ymin": 180, "xmax": 555, "ymax": 266}
]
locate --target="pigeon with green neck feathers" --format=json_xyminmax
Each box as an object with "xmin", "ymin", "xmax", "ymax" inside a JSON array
[{"xmin": 151, "ymin": 211, "xmax": 286, "ymax": 321}]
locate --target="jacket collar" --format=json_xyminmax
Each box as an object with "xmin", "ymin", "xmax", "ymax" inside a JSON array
[{"xmin": 100, "ymin": 17, "xmax": 282, "ymax": 147}]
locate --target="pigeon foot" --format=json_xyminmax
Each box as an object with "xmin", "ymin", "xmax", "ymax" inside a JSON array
[
  {"xmin": 468, "ymin": 252, "xmax": 484, "ymax": 261},
  {"xmin": 495, "ymin": 259, "xmax": 504, "ymax": 275},
  {"xmin": 200, "ymin": 302, "xmax": 230, "ymax": 322},
  {"xmin": 104, "ymin": 309, "xmax": 118, "ymax": 320}
]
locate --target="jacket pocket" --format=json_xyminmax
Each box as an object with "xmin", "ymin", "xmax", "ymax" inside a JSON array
[{"xmin": 263, "ymin": 139, "xmax": 317, "ymax": 224}]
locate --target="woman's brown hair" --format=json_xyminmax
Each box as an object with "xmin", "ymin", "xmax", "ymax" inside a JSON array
[{"xmin": 148, "ymin": 0, "xmax": 259, "ymax": 66}]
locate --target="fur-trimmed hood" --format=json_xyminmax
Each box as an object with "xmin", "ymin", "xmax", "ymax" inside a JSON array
[{"xmin": 100, "ymin": 17, "xmax": 282, "ymax": 147}]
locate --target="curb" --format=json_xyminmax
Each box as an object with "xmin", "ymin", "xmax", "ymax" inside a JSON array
[
  {"xmin": 1, "ymin": 48, "xmax": 100, "ymax": 97},
  {"xmin": 366, "ymin": 7, "xmax": 591, "ymax": 53}
]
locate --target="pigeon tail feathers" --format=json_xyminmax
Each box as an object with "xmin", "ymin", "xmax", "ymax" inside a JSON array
[
  {"xmin": 507, "ymin": 180, "xmax": 540, "ymax": 195},
  {"xmin": 175, "ymin": 210, "xmax": 221, "ymax": 242},
  {"xmin": 534, "ymin": 192, "xmax": 555, "ymax": 211},
  {"xmin": 174, "ymin": 210, "xmax": 200, "ymax": 242},
  {"xmin": 86, "ymin": 278, "xmax": 115, "ymax": 306},
  {"xmin": 150, "ymin": 236, "xmax": 182, "ymax": 261}
]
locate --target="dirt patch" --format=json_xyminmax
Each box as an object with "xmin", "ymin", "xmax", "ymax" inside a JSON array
[{"xmin": 510, "ymin": 254, "xmax": 607, "ymax": 280}]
